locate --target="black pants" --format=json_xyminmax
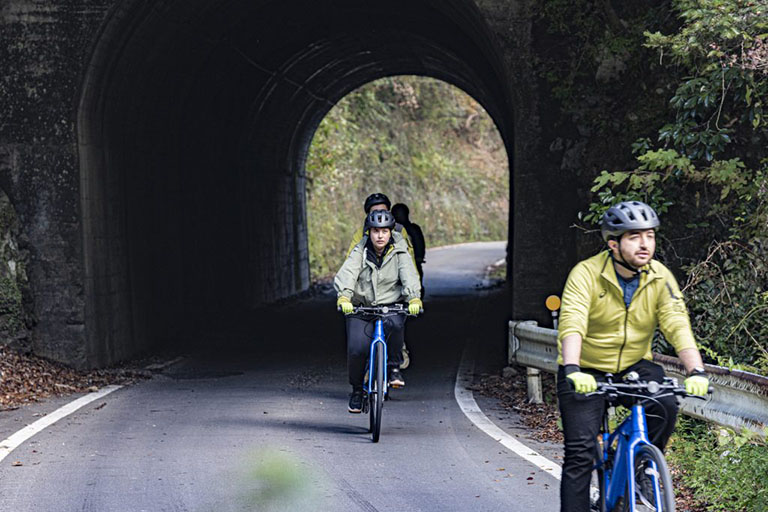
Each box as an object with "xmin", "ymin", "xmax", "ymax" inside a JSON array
[
  {"xmin": 557, "ymin": 359, "xmax": 679, "ymax": 512},
  {"xmin": 346, "ymin": 313, "xmax": 405, "ymax": 388}
]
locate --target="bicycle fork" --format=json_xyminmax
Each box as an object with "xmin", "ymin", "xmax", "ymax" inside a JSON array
[
  {"xmin": 365, "ymin": 319, "xmax": 388, "ymax": 397},
  {"xmin": 605, "ymin": 405, "xmax": 666, "ymax": 511}
]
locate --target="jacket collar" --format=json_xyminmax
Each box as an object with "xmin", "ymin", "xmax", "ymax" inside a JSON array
[
  {"xmin": 364, "ymin": 238, "xmax": 396, "ymax": 267},
  {"xmin": 599, "ymin": 250, "xmax": 661, "ymax": 293}
]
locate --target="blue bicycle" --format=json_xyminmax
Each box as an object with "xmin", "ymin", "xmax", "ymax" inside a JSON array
[
  {"xmin": 589, "ymin": 372, "xmax": 709, "ymax": 512},
  {"xmin": 349, "ymin": 304, "xmax": 412, "ymax": 443}
]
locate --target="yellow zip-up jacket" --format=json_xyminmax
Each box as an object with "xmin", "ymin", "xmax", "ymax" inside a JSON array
[{"xmin": 557, "ymin": 251, "xmax": 697, "ymax": 373}]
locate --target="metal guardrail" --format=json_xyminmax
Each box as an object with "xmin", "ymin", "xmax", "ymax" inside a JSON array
[{"xmin": 509, "ymin": 320, "xmax": 768, "ymax": 436}]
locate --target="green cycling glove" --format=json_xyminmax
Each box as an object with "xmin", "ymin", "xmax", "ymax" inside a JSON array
[
  {"xmin": 408, "ymin": 298, "xmax": 423, "ymax": 316},
  {"xmin": 565, "ymin": 368, "xmax": 597, "ymax": 394},
  {"xmin": 684, "ymin": 375, "xmax": 709, "ymax": 396},
  {"xmin": 337, "ymin": 296, "xmax": 353, "ymax": 315}
]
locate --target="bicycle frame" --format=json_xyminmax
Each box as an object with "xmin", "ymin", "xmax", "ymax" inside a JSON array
[
  {"xmin": 365, "ymin": 318, "xmax": 388, "ymax": 397},
  {"xmin": 601, "ymin": 404, "xmax": 665, "ymax": 511}
]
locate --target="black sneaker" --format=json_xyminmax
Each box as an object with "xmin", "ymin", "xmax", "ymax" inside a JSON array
[
  {"xmin": 388, "ymin": 368, "xmax": 405, "ymax": 388},
  {"xmin": 348, "ymin": 389, "xmax": 364, "ymax": 413}
]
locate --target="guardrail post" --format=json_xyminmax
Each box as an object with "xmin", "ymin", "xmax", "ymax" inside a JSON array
[{"xmin": 526, "ymin": 367, "xmax": 543, "ymax": 404}]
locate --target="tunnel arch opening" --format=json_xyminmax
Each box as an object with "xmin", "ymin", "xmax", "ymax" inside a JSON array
[
  {"xmin": 77, "ymin": 0, "xmax": 516, "ymax": 366},
  {"xmin": 303, "ymin": 75, "xmax": 510, "ymax": 282}
]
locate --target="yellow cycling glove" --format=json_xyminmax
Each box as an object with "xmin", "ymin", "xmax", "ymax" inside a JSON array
[
  {"xmin": 565, "ymin": 365, "xmax": 597, "ymax": 394},
  {"xmin": 684, "ymin": 375, "xmax": 709, "ymax": 396},
  {"xmin": 566, "ymin": 372, "xmax": 598, "ymax": 393},
  {"xmin": 337, "ymin": 296, "xmax": 353, "ymax": 315},
  {"xmin": 408, "ymin": 298, "xmax": 423, "ymax": 316}
]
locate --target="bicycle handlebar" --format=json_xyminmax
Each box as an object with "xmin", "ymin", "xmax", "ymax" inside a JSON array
[
  {"xmin": 587, "ymin": 372, "xmax": 712, "ymax": 401},
  {"xmin": 337, "ymin": 304, "xmax": 421, "ymax": 316}
]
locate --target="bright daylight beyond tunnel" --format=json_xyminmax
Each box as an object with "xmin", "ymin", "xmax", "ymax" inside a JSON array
[{"xmin": 305, "ymin": 76, "xmax": 509, "ymax": 281}]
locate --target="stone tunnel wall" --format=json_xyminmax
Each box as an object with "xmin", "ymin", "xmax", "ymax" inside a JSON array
[
  {"xmin": 1, "ymin": 0, "xmax": 649, "ymax": 367},
  {"xmin": 1, "ymin": 1, "xmax": 111, "ymax": 366}
]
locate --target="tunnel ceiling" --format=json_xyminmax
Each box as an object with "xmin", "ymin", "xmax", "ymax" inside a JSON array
[{"xmin": 77, "ymin": 0, "xmax": 515, "ymax": 365}]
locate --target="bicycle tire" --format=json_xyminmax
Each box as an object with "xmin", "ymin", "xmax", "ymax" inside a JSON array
[
  {"xmin": 368, "ymin": 364, "xmax": 375, "ymax": 434},
  {"xmin": 368, "ymin": 390, "xmax": 375, "ymax": 433},
  {"xmin": 371, "ymin": 343, "xmax": 385, "ymax": 443},
  {"xmin": 590, "ymin": 442, "xmax": 606, "ymax": 512},
  {"xmin": 623, "ymin": 444, "xmax": 675, "ymax": 512}
]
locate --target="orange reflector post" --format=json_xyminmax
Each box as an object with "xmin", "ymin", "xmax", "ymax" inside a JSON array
[{"xmin": 545, "ymin": 295, "xmax": 561, "ymax": 312}]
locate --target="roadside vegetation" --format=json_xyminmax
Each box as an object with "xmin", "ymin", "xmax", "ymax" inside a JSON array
[
  {"xmin": 568, "ymin": 2, "xmax": 768, "ymax": 509},
  {"xmin": 305, "ymin": 76, "xmax": 508, "ymax": 280},
  {"xmin": 581, "ymin": 0, "xmax": 768, "ymax": 377}
]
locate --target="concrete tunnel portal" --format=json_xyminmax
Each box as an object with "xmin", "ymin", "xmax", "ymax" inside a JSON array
[{"xmin": 76, "ymin": 0, "xmax": 516, "ymax": 366}]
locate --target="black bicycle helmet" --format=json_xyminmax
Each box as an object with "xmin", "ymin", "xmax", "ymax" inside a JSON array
[
  {"xmin": 600, "ymin": 201, "xmax": 660, "ymax": 242},
  {"xmin": 365, "ymin": 209, "xmax": 396, "ymax": 229},
  {"xmin": 363, "ymin": 193, "xmax": 391, "ymax": 213}
]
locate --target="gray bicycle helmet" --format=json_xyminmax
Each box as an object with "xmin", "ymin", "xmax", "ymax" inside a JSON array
[
  {"xmin": 600, "ymin": 201, "xmax": 660, "ymax": 242},
  {"xmin": 364, "ymin": 193, "xmax": 391, "ymax": 213},
  {"xmin": 365, "ymin": 209, "xmax": 396, "ymax": 229}
]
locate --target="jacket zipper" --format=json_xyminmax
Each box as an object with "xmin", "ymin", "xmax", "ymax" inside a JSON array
[
  {"xmin": 617, "ymin": 304, "xmax": 629, "ymax": 373},
  {"xmin": 602, "ymin": 253, "xmax": 660, "ymax": 373}
]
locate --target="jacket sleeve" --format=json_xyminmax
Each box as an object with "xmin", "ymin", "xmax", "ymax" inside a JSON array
[
  {"xmin": 334, "ymin": 242, "xmax": 364, "ymax": 299},
  {"xmin": 397, "ymin": 250, "xmax": 421, "ymax": 301},
  {"xmin": 656, "ymin": 269, "xmax": 698, "ymax": 353},
  {"xmin": 557, "ymin": 263, "xmax": 594, "ymax": 343},
  {"xmin": 346, "ymin": 227, "xmax": 364, "ymax": 258}
]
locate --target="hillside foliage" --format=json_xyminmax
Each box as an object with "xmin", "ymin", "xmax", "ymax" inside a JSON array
[{"xmin": 305, "ymin": 76, "xmax": 508, "ymax": 280}]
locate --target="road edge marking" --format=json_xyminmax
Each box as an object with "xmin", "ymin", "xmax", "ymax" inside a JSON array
[
  {"xmin": 454, "ymin": 344, "xmax": 562, "ymax": 481},
  {"xmin": 0, "ymin": 385, "xmax": 122, "ymax": 464}
]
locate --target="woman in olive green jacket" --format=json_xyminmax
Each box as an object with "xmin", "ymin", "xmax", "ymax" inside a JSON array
[{"xmin": 334, "ymin": 210, "xmax": 422, "ymax": 413}]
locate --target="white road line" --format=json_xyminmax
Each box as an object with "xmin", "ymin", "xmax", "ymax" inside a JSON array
[
  {"xmin": 454, "ymin": 345, "xmax": 562, "ymax": 481},
  {"xmin": 0, "ymin": 385, "xmax": 122, "ymax": 464}
]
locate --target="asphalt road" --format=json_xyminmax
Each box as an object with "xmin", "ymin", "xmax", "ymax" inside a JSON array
[{"xmin": 0, "ymin": 241, "xmax": 561, "ymax": 511}]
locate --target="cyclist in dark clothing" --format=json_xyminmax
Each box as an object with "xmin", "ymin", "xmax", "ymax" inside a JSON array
[{"xmin": 391, "ymin": 203, "xmax": 426, "ymax": 297}]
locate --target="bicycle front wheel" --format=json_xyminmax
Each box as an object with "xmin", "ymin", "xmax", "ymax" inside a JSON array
[
  {"xmin": 624, "ymin": 444, "xmax": 675, "ymax": 512},
  {"xmin": 370, "ymin": 343, "xmax": 385, "ymax": 443}
]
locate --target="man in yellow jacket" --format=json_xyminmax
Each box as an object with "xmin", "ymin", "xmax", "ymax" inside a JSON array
[{"xmin": 556, "ymin": 200, "xmax": 709, "ymax": 512}]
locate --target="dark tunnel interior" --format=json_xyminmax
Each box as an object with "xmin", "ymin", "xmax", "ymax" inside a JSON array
[{"xmin": 77, "ymin": 0, "xmax": 515, "ymax": 366}]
